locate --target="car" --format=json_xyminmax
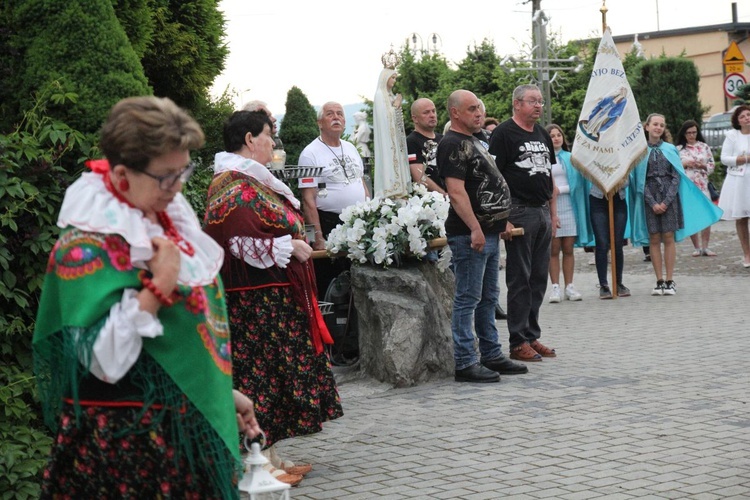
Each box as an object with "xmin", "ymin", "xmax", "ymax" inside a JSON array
[{"xmin": 702, "ymin": 108, "xmax": 734, "ymax": 151}]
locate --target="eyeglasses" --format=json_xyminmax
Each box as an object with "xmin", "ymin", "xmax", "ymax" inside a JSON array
[
  {"xmin": 138, "ymin": 162, "xmax": 196, "ymax": 190},
  {"xmin": 519, "ymin": 99, "xmax": 545, "ymax": 107},
  {"xmin": 685, "ymin": 131, "xmax": 698, "ymax": 135}
]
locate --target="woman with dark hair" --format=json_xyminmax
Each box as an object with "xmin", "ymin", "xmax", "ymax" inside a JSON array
[
  {"xmin": 676, "ymin": 120, "xmax": 717, "ymax": 256},
  {"xmin": 545, "ymin": 124, "xmax": 593, "ymax": 302},
  {"xmin": 718, "ymin": 105, "xmax": 750, "ymax": 267},
  {"xmin": 34, "ymin": 96, "xmax": 261, "ymax": 499},
  {"xmin": 204, "ymin": 110, "xmax": 343, "ymax": 485}
]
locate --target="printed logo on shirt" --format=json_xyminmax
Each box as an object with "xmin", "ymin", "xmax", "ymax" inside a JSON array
[
  {"xmin": 423, "ymin": 140, "xmax": 440, "ymax": 167},
  {"xmin": 516, "ymin": 141, "xmax": 552, "ymax": 176},
  {"xmin": 300, "ymin": 177, "xmax": 316, "ymax": 186}
]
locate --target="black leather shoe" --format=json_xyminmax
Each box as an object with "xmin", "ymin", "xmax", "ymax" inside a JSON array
[
  {"xmin": 495, "ymin": 304, "xmax": 508, "ymax": 320},
  {"xmin": 455, "ymin": 363, "xmax": 500, "ymax": 383},
  {"xmin": 482, "ymin": 356, "xmax": 529, "ymax": 375}
]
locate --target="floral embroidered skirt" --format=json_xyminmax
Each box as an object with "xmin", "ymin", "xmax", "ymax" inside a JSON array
[
  {"xmin": 40, "ymin": 404, "xmax": 230, "ymax": 499},
  {"xmin": 227, "ymin": 285, "xmax": 343, "ymax": 446}
]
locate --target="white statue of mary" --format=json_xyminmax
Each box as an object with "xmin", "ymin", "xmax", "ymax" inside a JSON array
[{"xmin": 373, "ymin": 54, "xmax": 411, "ymax": 199}]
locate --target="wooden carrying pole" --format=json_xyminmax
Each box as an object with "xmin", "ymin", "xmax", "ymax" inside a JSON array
[{"xmin": 311, "ymin": 227, "xmax": 525, "ymax": 260}]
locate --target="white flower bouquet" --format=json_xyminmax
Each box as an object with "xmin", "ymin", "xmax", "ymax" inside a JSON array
[{"xmin": 326, "ymin": 183, "xmax": 452, "ymax": 270}]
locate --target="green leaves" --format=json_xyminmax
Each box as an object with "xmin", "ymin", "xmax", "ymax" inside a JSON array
[
  {"xmin": 0, "ymin": 363, "xmax": 52, "ymax": 499},
  {"xmin": 0, "ymin": 86, "xmax": 81, "ymax": 497}
]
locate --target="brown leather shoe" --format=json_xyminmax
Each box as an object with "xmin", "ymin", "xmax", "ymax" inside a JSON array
[
  {"xmin": 510, "ymin": 343, "xmax": 542, "ymax": 362},
  {"xmin": 530, "ymin": 340, "xmax": 556, "ymax": 357}
]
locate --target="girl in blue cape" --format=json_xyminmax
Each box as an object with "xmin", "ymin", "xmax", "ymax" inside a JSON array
[
  {"xmin": 545, "ymin": 124, "xmax": 593, "ymax": 303},
  {"xmin": 629, "ymin": 113, "xmax": 723, "ymax": 296}
]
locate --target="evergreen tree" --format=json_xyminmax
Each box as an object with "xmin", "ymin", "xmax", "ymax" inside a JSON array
[
  {"xmin": 733, "ymin": 74, "xmax": 750, "ymax": 105},
  {"xmin": 11, "ymin": 0, "xmax": 151, "ymax": 135},
  {"xmin": 110, "ymin": 0, "xmax": 155, "ymax": 59},
  {"xmin": 279, "ymin": 86, "xmax": 319, "ymax": 166},
  {"xmin": 630, "ymin": 56, "xmax": 706, "ymax": 134},
  {"xmin": 139, "ymin": 0, "xmax": 227, "ymax": 109}
]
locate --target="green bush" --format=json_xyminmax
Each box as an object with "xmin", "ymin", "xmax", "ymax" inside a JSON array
[
  {"xmin": 279, "ymin": 86, "xmax": 320, "ymax": 166},
  {"xmin": 0, "ymin": 84, "xmax": 91, "ymax": 498}
]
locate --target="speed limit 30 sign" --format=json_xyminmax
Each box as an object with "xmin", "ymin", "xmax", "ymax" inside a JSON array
[{"xmin": 725, "ymin": 73, "xmax": 747, "ymax": 99}]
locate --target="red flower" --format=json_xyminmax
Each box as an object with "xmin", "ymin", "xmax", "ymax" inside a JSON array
[
  {"xmin": 104, "ymin": 236, "xmax": 132, "ymax": 271},
  {"xmin": 185, "ymin": 288, "xmax": 208, "ymax": 315}
]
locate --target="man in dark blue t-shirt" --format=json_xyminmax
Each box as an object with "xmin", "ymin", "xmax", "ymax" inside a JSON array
[
  {"xmin": 488, "ymin": 84, "xmax": 559, "ymax": 363},
  {"xmin": 437, "ymin": 89, "xmax": 528, "ymax": 383}
]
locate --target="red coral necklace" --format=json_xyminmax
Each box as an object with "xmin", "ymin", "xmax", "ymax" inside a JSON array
[
  {"xmin": 157, "ymin": 211, "xmax": 195, "ymax": 257},
  {"xmin": 101, "ymin": 170, "xmax": 195, "ymax": 257}
]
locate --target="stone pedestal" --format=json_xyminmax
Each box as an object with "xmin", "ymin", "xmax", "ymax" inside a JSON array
[{"xmin": 350, "ymin": 262, "xmax": 454, "ymax": 387}]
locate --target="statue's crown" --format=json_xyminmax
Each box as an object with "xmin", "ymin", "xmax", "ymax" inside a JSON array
[{"xmin": 381, "ymin": 46, "xmax": 400, "ymax": 69}]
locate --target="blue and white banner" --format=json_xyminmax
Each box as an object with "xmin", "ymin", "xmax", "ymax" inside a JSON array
[{"xmin": 571, "ymin": 28, "xmax": 647, "ymax": 194}]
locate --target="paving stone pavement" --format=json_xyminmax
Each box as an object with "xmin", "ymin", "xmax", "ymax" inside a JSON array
[{"xmin": 276, "ymin": 221, "xmax": 750, "ymax": 499}]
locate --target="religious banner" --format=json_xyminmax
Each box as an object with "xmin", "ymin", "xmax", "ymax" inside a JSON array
[{"xmin": 571, "ymin": 28, "xmax": 647, "ymax": 194}]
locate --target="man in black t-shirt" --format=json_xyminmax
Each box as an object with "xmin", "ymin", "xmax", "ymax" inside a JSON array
[
  {"xmin": 488, "ymin": 84, "xmax": 559, "ymax": 363},
  {"xmin": 438, "ymin": 89, "xmax": 528, "ymax": 383},
  {"xmin": 407, "ymin": 98, "xmax": 445, "ymax": 195},
  {"xmin": 474, "ymin": 99, "xmax": 509, "ymax": 320}
]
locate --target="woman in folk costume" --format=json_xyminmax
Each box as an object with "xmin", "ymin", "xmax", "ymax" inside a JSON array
[
  {"xmin": 629, "ymin": 113, "xmax": 723, "ymax": 296},
  {"xmin": 373, "ymin": 63, "xmax": 412, "ymax": 198},
  {"xmin": 204, "ymin": 110, "xmax": 343, "ymax": 485},
  {"xmin": 34, "ymin": 96, "xmax": 261, "ymax": 499}
]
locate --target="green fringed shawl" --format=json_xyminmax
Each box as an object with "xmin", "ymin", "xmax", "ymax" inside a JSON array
[{"xmin": 33, "ymin": 228, "xmax": 241, "ymax": 499}]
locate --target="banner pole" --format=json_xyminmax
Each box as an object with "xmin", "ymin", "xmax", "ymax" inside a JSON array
[{"xmin": 607, "ymin": 193, "xmax": 618, "ymax": 298}]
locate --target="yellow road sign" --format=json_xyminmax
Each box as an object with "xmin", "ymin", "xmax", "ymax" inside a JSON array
[
  {"xmin": 726, "ymin": 63, "xmax": 745, "ymax": 73},
  {"xmin": 724, "ymin": 41, "xmax": 746, "ymax": 66}
]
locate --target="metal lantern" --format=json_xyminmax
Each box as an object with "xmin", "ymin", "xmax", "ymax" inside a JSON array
[{"xmin": 238, "ymin": 434, "xmax": 291, "ymax": 500}]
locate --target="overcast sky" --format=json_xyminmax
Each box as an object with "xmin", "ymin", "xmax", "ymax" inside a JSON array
[{"xmin": 210, "ymin": 0, "xmax": 749, "ymax": 114}]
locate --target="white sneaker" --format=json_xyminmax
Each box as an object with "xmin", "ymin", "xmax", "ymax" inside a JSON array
[
  {"xmin": 549, "ymin": 284, "xmax": 562, "ymax": 303},
  {"xmin": 565, "ymin": 284, "xmax": 582, "ymax": 301}
]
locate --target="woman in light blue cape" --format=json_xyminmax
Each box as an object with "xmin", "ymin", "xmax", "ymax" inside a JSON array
[{"xmin": 546, "ymin": 124, "xmax": 594, "ymax": 303}]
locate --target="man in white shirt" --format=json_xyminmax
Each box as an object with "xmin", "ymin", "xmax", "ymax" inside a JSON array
[{"xmin": 299, "ymin": 101, "xmax": 370, "ymax": 297}]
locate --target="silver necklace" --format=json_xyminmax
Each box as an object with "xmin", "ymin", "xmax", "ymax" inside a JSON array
[{"xmin": 318, "ymin": 137, "xmax": 350, "ymax": 183}]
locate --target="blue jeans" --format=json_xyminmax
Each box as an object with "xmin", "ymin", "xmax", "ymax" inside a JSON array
[
  {"xmin": 447, "ymin": 233, "xmax": 503, "ymax": 370},
  {"xmin": 505, "ymin": 204, "xmax": 552, "ymax": 349},
  {"xmin": 589, "ymin": 195, "xmax": 627, "ymax": 286}
]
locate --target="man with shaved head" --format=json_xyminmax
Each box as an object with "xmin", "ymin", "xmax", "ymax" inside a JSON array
[
  {"xmin": 407, "ymin": 98, "xmax": 445, "ymax": 195},
  {"xmin": 437, "ymin": 90, "xmax": 527, "ymax": 383}
]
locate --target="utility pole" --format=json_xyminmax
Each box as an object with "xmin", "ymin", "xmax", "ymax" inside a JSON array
[
  {"xmin": 533, "ymin": 10, "xmax": 552, "ymax": 125},
  {"xmin": 500, "ymin": 5, "xmax": 582, "ymax": 126}
]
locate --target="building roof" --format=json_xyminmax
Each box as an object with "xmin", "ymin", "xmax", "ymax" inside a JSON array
[{"xmin": 612, "ymin": 23, "xmax": 750, "ymax": 43}]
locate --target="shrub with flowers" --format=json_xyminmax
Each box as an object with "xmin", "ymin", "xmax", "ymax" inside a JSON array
[{"xmin": 326, "ymin": 183, "xmax": 452, "ymax": 270}]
